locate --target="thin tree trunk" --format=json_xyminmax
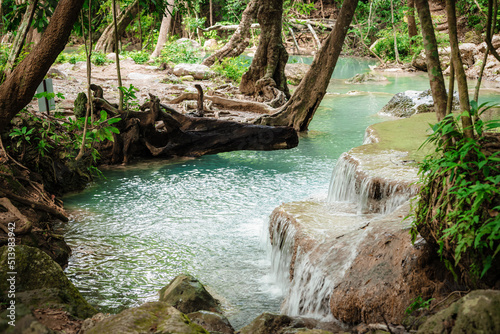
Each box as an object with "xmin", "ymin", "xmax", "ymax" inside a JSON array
[
  {"xmin": 151, "ymin": 0, "xmax": 174, "ymax": 59},
  {"xmin": 391, "ymin": 0, "xmax": 400, "ymax": 63},
  {"xmin": 5, "ymin": 0, "xmax": 39, "ymax": 76},
  {"xmin": 76, "ymin": 2, "xmax": 93, "ymax": 161},
  {"xmin": 0, "ymin": 0, "xmax": 85, "ymax": 132},
  {"xmin": 307, "ymin": 23, "xmax": 321, "ymax": 50},
  {"xmin": 486, "ymin": 0, "xmax": 500, "ymax": 62},
  {"xmin": 112, "ymin": 0, "xmax": 123, "ymax": 110},
  {"xmin": 446, "ymin": 0, "xmax": 473, "ymax": 138},
  {"xmin": 446, "ymin": 62, "xmax": 455, "ymax": 116},
  {"xmin": 407, "ymin": 0, "xmax": 418, "ymax": 49},
  {"xmin": 94, "ymin": 0, "xmax": 139, "ymax": 53},
  {"xmin": 288, "ymin": 27, "xmax": 301, "ymax": 54},
  {"xmin": 137, "ymin": 2, "xmax": 142, "ymax": 50},
  {"xmin": 415, "ymin": 0, "xmax": 448, "ymax": 121},
  {"xmin": 253, "ymin": 0, "xmax": 359, "ymax": 131},
  {"xmin": 210, "ymin": 0, "xmax": 213, "ymax": 26},
  {"xmin": 202, "ymin": 0, "xmax": 258, "ymax": 66}
]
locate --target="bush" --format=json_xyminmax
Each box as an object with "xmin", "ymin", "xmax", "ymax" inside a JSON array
[
  {"xmin": 154, "ymin": 39, "xmax": 203, "ymax": 65},
  {"xmin": 412, "ymin": 105, "xmax": 500, "ymax": 284},
  {"xmin": 91, "ymin": 52, "xmax": 110, "ymax": 66},
  {"xmin": 211, "ymin": 56, "xmax": 250, "ymax": 83},
  {"xmin": 123, "ymin": 50, "xmax": 150, "ymax": 64}
]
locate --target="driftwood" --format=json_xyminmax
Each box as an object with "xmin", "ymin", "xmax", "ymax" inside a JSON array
[
  {"xmin": 90, "ymin": 85, "xmax": 298, "ymax": 164},
  {"xmin": 166, "ymin": 92, "xmax": 275, "ymax": 114}
]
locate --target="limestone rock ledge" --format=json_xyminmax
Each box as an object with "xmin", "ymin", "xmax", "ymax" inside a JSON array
[{"xmin": 269, "ymin": 112, "xmax": 455, "ymax": 324}]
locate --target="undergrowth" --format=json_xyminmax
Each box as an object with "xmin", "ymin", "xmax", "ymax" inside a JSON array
[{"xmin": 411, "ymin": 103, "xmax": 500, "ymax": 284}]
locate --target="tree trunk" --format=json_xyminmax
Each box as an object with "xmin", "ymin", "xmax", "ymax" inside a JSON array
[
  {"xmin": 202, "ymin": 0, "xmax": 258, "ymax": 66},
  {"xmin": 94, "ymin": 0, "xmax": 139, "ymax": 53},
  {"xmin": 0, "ymin": 0, "xmax": 85, "ymax": 132},
  {"xmin": 151, "ymin": 0, "xmax": 174, "ymax": 59},
  {"xmin": 240, "ymin": 0, "xmax": 290, "ymax": 103},
  {"xmin": 415, "ymin": 0, "xmax": 448, "ymax": 121},
  {"xmin": 253, "ymin": 0, "xmax": 359, "ymax": 132},
  {"xmin": 407, "ymin": 0, "xmax": 418, "ymax": 48},
  {"xmin": 445, "ymin": 0, "xmax": 473, "ymax": 138},
  {"xmin": 5, "ymin": 0, "xmax": 39, "ymax": 76}
]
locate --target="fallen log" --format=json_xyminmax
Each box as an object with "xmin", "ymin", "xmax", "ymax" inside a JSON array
[
  {"xmin": 166, "ymin": 93, "xmax": 275, "ymax": 114},
  {"xmin": 202, "ymin": 23, "xmax": 260, "ymax": 32},
  {"xmin": 90, "ymin": 85, "xmax": 298, "ymax": 164}
]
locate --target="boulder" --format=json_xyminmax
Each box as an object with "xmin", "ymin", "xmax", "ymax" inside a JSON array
[
  {"xmin": 412, "ymin": 44, "xmax": 478, "ymax": 71},
  {"xmin": 237, "ymin": 313, "xmax": 339, "ymax": 334},
  {"xmin": 345, "ymin": 73, "xmax": 389, "ymax": 84},
  {"xmin": 177, "ymin": 38, "xmax": 202, "ymax": 50},
  {"xmin": 417, "ymin": 290, "xmax": 500, "ymax": 334},
  {"xmin": 106, "ymin": 53, "xmax": 122, "ymax": 61},
  {"xmin": 159, "ymin": 274, "xmax": 222, "ymax": 314},
  {"xmin": 174, "ymin": 63, "xmax": 213, "ymax": 80},
  {"xmin": 477, "ymin": 35, "xmax": 500, "ymax": 53},
  {"xmin": 379, "ymin": 89, "xmax": 459, "ymax": 118},
  {"xmin": 204, "ymin": 39, "xmax": 218, "ymax": 50},
  {"xmin": 47, "ymin": 68, "xmax": 68, "ymax": 80},
  {"xmin": 187, "ymin": 311, "xmax": 234, "ymax": 334},
  {"xmin": 86, "ymin": 302, "xmax": 208, "ymax": 334},
  {"xmin": 74, "ymin": 92, "xmax": 88, "ymax": 118},
  {"xmin": 0, "ymin": 245, "xmax": 97, "ymax": 319},
  {"xmin": 285, "ymin": 63, "xmax": 311, "ymax": 85}
]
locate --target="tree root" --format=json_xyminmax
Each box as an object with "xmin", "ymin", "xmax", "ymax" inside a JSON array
[{"xmin": 0, "ymin": 197, "xmax": 33, "ymax": 234}]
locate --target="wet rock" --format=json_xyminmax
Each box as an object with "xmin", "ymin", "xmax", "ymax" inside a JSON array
[
  {"xmin": 204, "ymin": 39, "xmax": 218, "ymax": 50},
  {"xmin": 80, "ymin": 313, "xmax": 114, "ymax": 334},
  {"xmin": 159, "ymin": 274, "xmax": 222, "ymax": 314},
  {"xmin": 237, "ymin": 313, "xmax": 300, "ymax": 334},
  {"xmin": 86, "ymin": 302, "xmax": 208, "ymax": 334},
  {"xmin": 345, "ymin": 73, "xmax": 388, "ymax": 84},
  {"xmin": 417, "ymin": 290, "xmax": 500, "ymax": 334},
  {"xmin": 0, "ymin": 245, "xmax": 97, "ymax": 319},
  {"xmin": 285, "ymin": 63, "xmax": 310, "ymax": 85},
  {"xmin": 74, "ymin": 92, "xmax": 88, "ymax": 118},
  {"xmin": 379, "ymin": 89, "xmax": 459, "ymax": 118},
  {"xmin": 187, "ymin": 311, "xmax": 234, "ymax": 334},
  {"xmin": 174, "ymin": 63, "xmax": 213, "ymax": 80}
]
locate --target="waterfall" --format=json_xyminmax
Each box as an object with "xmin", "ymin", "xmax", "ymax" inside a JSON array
[{"xmin": 327, "ymin": 153, "xmax": 418, "ymax": 214}]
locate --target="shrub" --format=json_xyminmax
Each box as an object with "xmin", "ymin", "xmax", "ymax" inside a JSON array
[
  {"xmin": 211, "ymin": 56, "xmax": 250, "ymax": 83},
  {"xmin": 411, "ymin": 104, "xmax": 500, "ymax": 284},
  {"xmin": 154, "ymin": 39, "xmax": 203, "ymax": 65}
]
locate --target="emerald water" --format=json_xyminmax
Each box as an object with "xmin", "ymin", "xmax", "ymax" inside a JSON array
[{"xmin": 62, "ymin": 58, "xmax": 499, "ymax": 328}]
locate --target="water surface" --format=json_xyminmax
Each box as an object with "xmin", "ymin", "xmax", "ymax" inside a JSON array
[{"xmin": 63, "ymin": 57, "xmax": 499, "ymax": 328}]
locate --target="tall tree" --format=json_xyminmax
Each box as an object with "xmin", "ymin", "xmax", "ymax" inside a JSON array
[
  {"xmin": 151, "ymin": 0, "xmax": 175, "ymax": 59},
  {"xmin": 202, "ymin": 0, "xmax": 259, "ymax": 66},
  {"xmin": 0, "ymin": 0, "xmax": 85, "ymax": 132},
  {"xmin": 240, "ymin": 0, "xmax": 290, "ymax": 103},
  {"xmin": 414, "ymin": 0, "xmax": 448, "ymax": 121},
  {"xmin": 445, "ymin": 0, "xmax": 473, "ymax": 138},
  {"xmin": 94, "ymin": 0, "xmax": 139, "ymax": 53},
  {"xmin": 254, "ymin": 0, "xmax": 359, "ymax": 131},
  {"xmin": 407, "ymin": 0, "xmax": 418, "ymax": 49}
]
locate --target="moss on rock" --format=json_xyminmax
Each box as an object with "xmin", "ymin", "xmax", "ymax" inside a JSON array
[
  {"xmin": 417, "ymin": 290, "xmax": 500, "ymax": 333},
  {"xmin": 159, "ymin": 274, "xmax": 222, "ymax": 314},
  {"xmin": 0, "ymin": 245, "xmax": 97, "ymax": 319},
  {"xmin": 86, "ymin": 302, "xmax": 209, "ymax": 334}
]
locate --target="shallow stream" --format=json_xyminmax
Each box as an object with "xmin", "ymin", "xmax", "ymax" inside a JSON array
[{"xmin": 62, "ymin": 57, "xmax": 499, "ymax": 328}]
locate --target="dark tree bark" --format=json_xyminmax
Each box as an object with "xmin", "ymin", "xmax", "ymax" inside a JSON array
[
  {"xmin": 445, "ymin": 0, "xmax": 473, "ymax": 138},
  {"xmin": 0, "ymin": 0, "xmax": 85, "ymax": 132},
  {"xmin": 415, "ymin": 0, "xmax": 448, "ymax": 121},
  {"xmin": 407, "ymin": 0, "xmax": 418, "ymax": 49},
  {"xmin": 90, "ymin": 89, "xmax": 298, "ymax": 164},
  {"xmin": 253, "ymin": 0, "xmax": 359, "ymax": 132},
  {"xmin": 239, "ymin": 0, "xmax": 290, "ymax": 103},
  {"xmin": 94, "ymin": 0, "xmax": 139, "ymax": 53},
  {"xmin": 202, "ymin": 0, "xmax": 258, "ymax": 66}
]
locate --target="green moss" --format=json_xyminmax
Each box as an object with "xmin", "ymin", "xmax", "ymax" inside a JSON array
[
  {"xmin": 355, "ymin": 113, "xmax": 437, "ymax": 162},
  {"xmin": 0, "ymin": 245, "xmax": 97, "ymax": 319}
]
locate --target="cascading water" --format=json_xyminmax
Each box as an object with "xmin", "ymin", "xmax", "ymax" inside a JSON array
[{"xmin": 268, "ymin": 126, "xmax": 422, "ymax": 321}]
